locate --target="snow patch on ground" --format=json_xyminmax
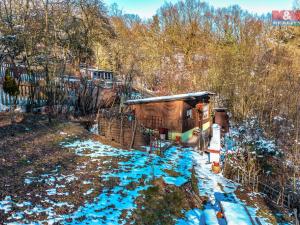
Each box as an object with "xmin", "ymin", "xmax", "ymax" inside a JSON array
[
  {"xmin": 0, "ymin": 196, "xmax": 12, "ymax": 214},
  {"xmin": 61, "ymin": 140, "xmax": 194, "ymax": 224},
  {"xmin": 0, "ymin": 139, "xmax": 195, "ymax": 224},
  {"xmin": 221, "ymin": 201, "xmax": 252, "ymax": 225},
  {"xmin": 177, "ymin": 209, "xmax": 203, "ymax": 225},
  {"xmin": 229, "ymin": 117, "xmax": 281, "ymax": 156},
  {"xmin": 1, "ymin": 139, "xmax": 290, "ymax": 225},
  {"xmin": 178, "ymin": 150, "xmax": 283, "ymax": 225}
]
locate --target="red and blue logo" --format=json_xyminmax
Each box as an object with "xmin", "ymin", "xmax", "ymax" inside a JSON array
[{"xmin": 272, "ymin": 10, "xmax": 300, "ymax": 26}]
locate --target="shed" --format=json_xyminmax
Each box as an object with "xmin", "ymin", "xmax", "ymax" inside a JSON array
[
  {"xmin": 80, "ymin": 67, "xmax": 113, "ymax": 80},
  {"xmin": 125, "ymin": 91, "xmax": 214, "ymax": 143}
]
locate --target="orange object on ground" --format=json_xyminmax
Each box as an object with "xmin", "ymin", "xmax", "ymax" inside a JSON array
[
  {"xmin": 212, "ymin": 162, "xmax": 221, "ymax": 174},
  {"xmin": 213, "ymin": 162, "xmax": 219, "ymax": 166},
  {"xmin": 216, "ymin": 211, "xmax": 223, "ymax": 218}
]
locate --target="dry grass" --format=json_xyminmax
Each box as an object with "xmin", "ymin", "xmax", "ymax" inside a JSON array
[
  {"xmin": 131, "ymin": 178, "xmax": 204, "ymax": 225},
  {"xmin": 235, "ymin": 187, "xmax": 293, "ymax": 225},
  {"xmin": 164, "ymin": 169, "xmax": 181, "ymax": 177},
  {"xmin": 0, "ymin": 114, "xmax": 106, "ymax": 223}
]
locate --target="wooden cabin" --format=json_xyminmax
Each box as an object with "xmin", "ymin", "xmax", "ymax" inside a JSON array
[
  {"xmin": 80, "ymin": 67, "xmax": 113, "ymax": 80},
  {"xmin": 80, "ymin": 67, "xmax": 114, "ymax": 88},
  {"xmin": 126, "ymin": 91, "xmax": 214, "ymax": 143}
]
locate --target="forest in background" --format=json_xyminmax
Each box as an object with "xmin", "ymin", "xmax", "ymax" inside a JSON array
[
  {"xmin": 1, "ymin": 0, "xmax": 299, "ymax": 125},
  {"xmin": 104, "ymin": 0, "xmax": 300, "ymax": 123},
  {"xmin": 102, "ymin": 0, "xmax": 300, "ymax": 171}
]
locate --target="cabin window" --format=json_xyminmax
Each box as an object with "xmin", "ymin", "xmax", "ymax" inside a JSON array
[
  {"xmin": 186, "ymin": 109, "xmax": 192, "ymax": 118},
  {"xmin": 202, "ymin": 105, "xmax": 209, "ymax": 120}
]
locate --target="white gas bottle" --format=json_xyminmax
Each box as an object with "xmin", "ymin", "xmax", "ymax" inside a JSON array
[{"xmin": 208, "ymin": 124, "xmax": 221, "ymax": 163}]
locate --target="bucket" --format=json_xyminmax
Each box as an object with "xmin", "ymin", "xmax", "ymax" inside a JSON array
[
  {"xmin": 158, "ymin": 128, "xmax": 168, "ymax": 140},
  {"xmin": 212, "ymin": 162, "xmax": 221, "ymax": 174},
  {"xmin": 160, "ymin": 133, "xmax": 166, "ymax": 140}
]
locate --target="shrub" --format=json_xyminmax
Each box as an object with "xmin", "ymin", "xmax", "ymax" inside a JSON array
[
  {"xmin": 3, "ymin": 68, "xmax": 19, "ymax": 97},
  {"xmin": 191, "ymin": 166, "xmax": 199, "ymax": 194},
  {"xmin": 134, "ymin": 179, "xmax": 186, "ymax": 225}
]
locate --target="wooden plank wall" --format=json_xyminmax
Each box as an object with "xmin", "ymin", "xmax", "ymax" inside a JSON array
[
  {"xmin": 131, "ymin": 99, "xmax": 212, "ymax": 133},
  {"xmin": 98, "ymin": 115, "xmax": 148, "ymax": 150},
  {"xmin": 131, "ymin": 101, "xmax": 184, "ymax": 132}
]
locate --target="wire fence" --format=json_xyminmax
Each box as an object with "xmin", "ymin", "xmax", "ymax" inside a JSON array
[{"xmin": 224, "ymin": 161, "xmax": 300, "ymax": 221}]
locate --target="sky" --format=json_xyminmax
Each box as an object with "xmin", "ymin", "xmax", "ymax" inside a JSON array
[{"xmin": 103, "ymin": 0, "xmax": 295, "ymax": 19}]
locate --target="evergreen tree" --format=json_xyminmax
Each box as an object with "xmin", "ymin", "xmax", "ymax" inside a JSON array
[{"xmin": 3, "ymin": 69, "xmax": 19, "ymax": 98}]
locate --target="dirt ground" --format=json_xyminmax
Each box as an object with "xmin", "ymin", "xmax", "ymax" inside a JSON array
[
  {"xmin": 0, "ymin": 113, "xmax": 205, "ymax": 224},
  {"xmin": 0, "ymin": 113, "xmax": 294, "ymax": 225},
  {"xmin": 0, "ymin": 113, "xmax": 102, "ymax": 223}
]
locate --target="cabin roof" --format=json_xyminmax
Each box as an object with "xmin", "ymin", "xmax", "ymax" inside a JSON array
[{"xmin": 125, "ymin": 91, "xmax": 214, "ymax": 105}]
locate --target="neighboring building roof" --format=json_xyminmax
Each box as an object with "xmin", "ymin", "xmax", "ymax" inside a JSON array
[
  {"xmin": 125, "ymin": 91, "xmax": 214, "ymax": 104},
  {"xmin": 80, "ymin": 67, "xmax": 113, "ymax": 73}
]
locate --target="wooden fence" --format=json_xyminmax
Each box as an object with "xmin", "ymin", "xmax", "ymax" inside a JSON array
[
  {"xmin": 0, "ymin": 75, "xmax": 106, "ymax": 113},
  {"xmin": 98, "ymin": 113, "xmax": 149, "ymax": 150},
  {"xmin": 224, "ymin": 161, "xmax": 300, "ymax": 221},
  {"xmin": 0, "ymin": 84, "xmax": 48, "ymax": 108}
]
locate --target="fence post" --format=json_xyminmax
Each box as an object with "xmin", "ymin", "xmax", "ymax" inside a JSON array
[
  {"xmin": 282, "ymin": 187, "xmax": 285, "ymax": 207},
  {"xmin": 242, "ymin": 172, "xmax": 244, "ymax": 185},
  {"xmin": 0, "ymin": 88, "xmax": 4, "ymax": 105},
  {"xmin": 253, "ymin": 174, "xmax": 255, "ymax": 192},
  {"xmin": 294, "ymin": 208, "xmax": 299, "ymax": 225},
  {"xmin": 4, "ymin": 92, "xmax": 7, "ymax": 105}
]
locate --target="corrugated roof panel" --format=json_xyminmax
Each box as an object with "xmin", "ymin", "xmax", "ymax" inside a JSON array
[{"xmin": 125, "ymin": 91, "xmax": 214, "ymax": 104}]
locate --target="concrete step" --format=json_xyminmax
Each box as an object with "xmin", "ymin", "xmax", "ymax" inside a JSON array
[
  {"xmin": 203, "ymin": 209, "xmax": 219, "ymax": 225},
  {"xmin": 220, "ymin": 201, "xmax": 255, "ymax": 225}
]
